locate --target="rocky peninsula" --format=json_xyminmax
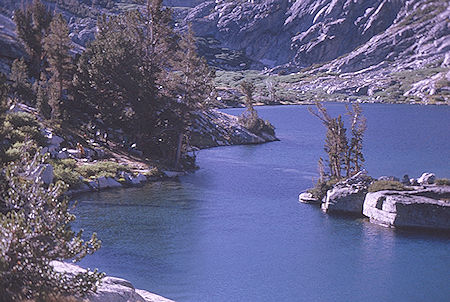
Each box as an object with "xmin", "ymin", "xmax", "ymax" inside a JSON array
[{"xmin": 299, "ymin": 171, "xmax": 450, "ymax": 230}]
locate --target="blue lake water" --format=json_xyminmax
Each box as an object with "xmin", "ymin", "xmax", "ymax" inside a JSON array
[{"xmin": 74, "ymin": 104, "xmax": 450, "ymax": 301}]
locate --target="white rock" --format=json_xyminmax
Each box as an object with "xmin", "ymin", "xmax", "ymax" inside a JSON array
[
  {"xmin": 363, "ymin": 187, "xmax": 450, "ymax": 230},
  {"xmin": 57, "ymin": 150, "xmax": 69, "ymax": 159},
  {"xmin": 48, "ymin": 134, "xmax": 64, "ymax": 146},
  {"xmin": 32, "ymin": 164, "xmax": 54, "ymax": 185},
  {"xmin": 97, "ymin": 177, "xmax": 122, "ymax": 189},
  {"xmin": 417, "ymin": 172, "xmax": 436, "ymax": 185},
  {"xmin": 50, "ymin": 261, "xmax": 174, "ymax": 302},
  {"xmin": 129, "ymin": 173, "xmax": 148, "ymax": 185},
  {"xmin": 40, "ymin": 164, "xmax": 54, "ymax": 185},
  {"xmin": 321, "ymin": 171, "xmax": 372, "ymax": 214},
  {"xmin": 298, "ymin": 192, "xmax": 321, "ymax": 204}
]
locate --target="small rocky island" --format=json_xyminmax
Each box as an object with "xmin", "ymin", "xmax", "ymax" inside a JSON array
[{"xmin": 299, "ymin": 172, "xmax": 450, "ymax": 230}]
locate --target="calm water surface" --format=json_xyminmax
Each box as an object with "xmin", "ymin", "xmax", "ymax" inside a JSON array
[{"xmin": 75, "ymin": 104, "xmax": 450, "ymax": 302}]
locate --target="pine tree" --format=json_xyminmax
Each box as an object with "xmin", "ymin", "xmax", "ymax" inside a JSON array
[
  {"xmin": 309, "ymin": 102, "xmax": 366, "ymax": 180},
  {"xmin": 169, "ymin": 25, "xmax": 215, "ymax": 168},
  {"xmin": 36, "ymin": 73, "xmax": 52, "ymax": 119},
  {"xmin": 346, "ymin": 104, "xmax": 366, "ymax": 175},
  {"xmin": 309, "ymin": 102, "xmax": 349, "ymax": 180},
  {"xmin": 9, "ymin": 58, "xmax": 34, "ymax": 104},
  {"xmin": 0, "ymin": 73, "xmax": 9, "ymax": 166},
  {"xmin": 43, "ymin": 13, "xmax": 74, "ymax": 121},
  {"xmin": 14, "ymin": 0, "xmax": 53, "ymax": 79}
]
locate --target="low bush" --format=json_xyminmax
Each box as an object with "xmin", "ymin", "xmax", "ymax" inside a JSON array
[
  {"xmin": 76, "ymin": 161, "xmax": 130, "ymax": 179},
  {"xmin": 3, "ymin": 112, "xmax": 47, "ymax": 146},
  {"xmin": 51, "ymin": 159, "xmax": 82, "ymax": 188},
  {"xmin": 307, "ymin": 178, "xmax": 339, "ymax": 200},
  {"xmin": 368, "ymin": 180, "xmax": 409, "ymax": 192},
  {"xmin": 435, "ymin": 178, "xmax": 450, "ymax": 186}
]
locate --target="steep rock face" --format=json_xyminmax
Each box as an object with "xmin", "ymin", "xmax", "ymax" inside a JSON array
[
  {"xmin": 321, "ymin": 171, "xmax": 373, "ymax": 215},
  {"xmin": 363, "ymin": 186, "xmax": 450, "ymax": 229},
  {"xmin": 184, "ymin": 0, "xmax": 448, "ymax": 72},
  {"xmin": 0, "ymin": 13, "xmax": 25, "ymax": 74},
  {"xmin": 322, "ymin": 0, "xmax": 450, "ymax": 73},
  {"xmin": 186, "ymin": 0, "xmax": 294, "ymax": 68},
  {"xmin": 287, "ymin": 0, "xmax": 404, "ymax": 68}
]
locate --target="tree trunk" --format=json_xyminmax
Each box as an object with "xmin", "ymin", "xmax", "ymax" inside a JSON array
[{"xmin": 174, "ymin": 132, "xmax": 183, "ymax": 170}]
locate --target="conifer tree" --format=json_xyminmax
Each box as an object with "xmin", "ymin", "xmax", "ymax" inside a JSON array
[
  {"xmin": 0, "ymin": 73, "xmax": 9, "ymax": 165},
  {"xmin": 346, "ymin": 104, "xmax": 366, "ymax": 175},
  {"xmin": 36, "ymin": 73, "xmax": 52, "ymax": 119},
  {"xmin": 0, "ymin": 73, "xmax": 8, "ymax": 213},
  {"xmin": 10, "ymin": 58, "xmax": 34, "ymax": 104},
  {"xmin": 169, "ymin": 25, "xmax": 215, "ymax": 167},
  {"xmin": 43, "ymin": 13, "xmax": 74, "ymax": 121},
  {"xmin": 14, "ymin": 0, "xmax": 53, "ymax": 79},
  {"xmin": 309, "ymin": 102, "xmax": 366, "ymax": 180}
]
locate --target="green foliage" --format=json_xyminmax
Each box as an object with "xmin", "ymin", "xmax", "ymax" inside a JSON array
[
  {"xmin": 14, "ymin": 0, "xmax": 53, "ymax": 78},
  {"xmin": 307, "ymin": 178, "xmax": 339, "ymax": 200},
  {"xmin": 0, "ymin": 153, "xmax": 102, "ymax": 301},
  {"xmin": 368, "ymin": 180, "xmax": 409, "ymax": 192},
  {"xmin": 237, "ymin": 80, "xmax": 276, "ymax": 135},
  {"xmin": 309, "ymin": 103, "xmax": 366, "ymax": 179},
  {"xmin": 44, "ymin": 13, "xmax": 74, "ymax": 121},
  {"xmin": 435, "ymin": 178, "xmax": 450, "ymax": 186},
  {"xmin": 10, "ymin": 58, "xmax": 35, "ymax": 105},
  {"xmin": 76, "ymin": 161, "xmax": 130, "ymax": 179},
  {"xmin": 51, "ymin": 159, "xmax": 82, "ymax": 188},
  {"xmin": 3, "ymin": 112, "xmax": 47, "ymax": 146}
]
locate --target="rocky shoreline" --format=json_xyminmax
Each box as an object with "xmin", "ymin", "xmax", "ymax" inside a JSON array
[
  {"xmin": 51, "ymin": 261, "xmax": 174, "ymax": 302},
  {"xmin": 299, "ymin": 172, "xmax": 450, "ymax": 230}
]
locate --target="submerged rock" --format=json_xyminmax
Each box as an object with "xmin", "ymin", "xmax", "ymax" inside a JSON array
[
  {"xmin": 363, "ymin": 186, "xmax": 450, "ymax": 230},
  {"xmin": 51, "ymin": 261, "xmax": 174, "ymax": 302}
]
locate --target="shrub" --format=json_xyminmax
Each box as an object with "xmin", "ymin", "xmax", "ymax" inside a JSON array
[
  {"xmin": 0, "ymin": 153, "xmax": 103, "ymax": 301},
  {"xmin": 307, "ymin": 178, "xmax": 339, "ymax": 200},
  {"xmin": 51, "ymin": 159, "xmax": 82, "ymax": 188},
  {"xmin": 435, "ymin": 178, "xmax": 450, "ymax": 186},
  {"xmin": 76, "ymin": 161, "xmax": 130, "ymax": 179},
  {"xmin": 3, "ymin": 112, "xmax": 47, "ymax": 146},
  {"xmin": 368, "ymin": 180, "xmax": 409, "ymax": 192}
]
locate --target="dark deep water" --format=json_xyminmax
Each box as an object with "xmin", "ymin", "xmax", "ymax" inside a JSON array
[{"xmin": 74, "ymin": 104, "xmax": 450, "ymax": 302}]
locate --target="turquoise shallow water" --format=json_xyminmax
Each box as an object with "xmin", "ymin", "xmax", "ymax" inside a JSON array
[{"xmin": 74, "ymin": 104, "xmax": 450, "ymax": 302}]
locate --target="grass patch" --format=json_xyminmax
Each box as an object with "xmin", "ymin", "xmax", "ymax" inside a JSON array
[
  {"xmin": 368, "ymin": 180, "xmax": 409, "ymax": 192},
  {"xmin": 435, "ymin": 178, "xmax": 450, "ymax": 186},
  {"xmin": 76, "ymin": 161, "xmax": 131, "ymax": 179}
]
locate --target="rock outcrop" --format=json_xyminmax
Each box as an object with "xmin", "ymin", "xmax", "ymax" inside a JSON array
[
  {"xmin": 191, "ymin": 109, "xmax": 278, "ymax": 148},
  {"xmin": 301, "ymin": 171, "xmax": 450, "ymax": 230},
  {"xmin": 417, "ymin": 172, "xmax": 436, "ymax": 185},
  {"xmin": 51, "ymin": 261, "xmax": 173, "ymax": 302},
  {"xmin": 298, "ymin": 192, "xmax": 321, "ymax": 204},
  {"xmin": 363, "ymin": 186, "xmax": 450, "ymax": 229},
  {"xmin": 321, "ymin": 171, "xmax": 373, "ymax": 215}
]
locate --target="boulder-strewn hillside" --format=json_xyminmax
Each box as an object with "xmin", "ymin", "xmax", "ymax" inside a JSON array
[{"xmin": 1, "ymin": 0, "xmax": 448, "ymax": 103}]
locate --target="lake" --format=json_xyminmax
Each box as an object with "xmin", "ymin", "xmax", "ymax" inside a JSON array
[{"xmin": 74, "ymin": 104, "xmax": 450, "ymax": 301}]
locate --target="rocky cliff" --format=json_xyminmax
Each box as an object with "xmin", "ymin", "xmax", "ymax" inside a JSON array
[{"xmin": 183, "ymin": 0, "xmax": 449, "ymax": 72}]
